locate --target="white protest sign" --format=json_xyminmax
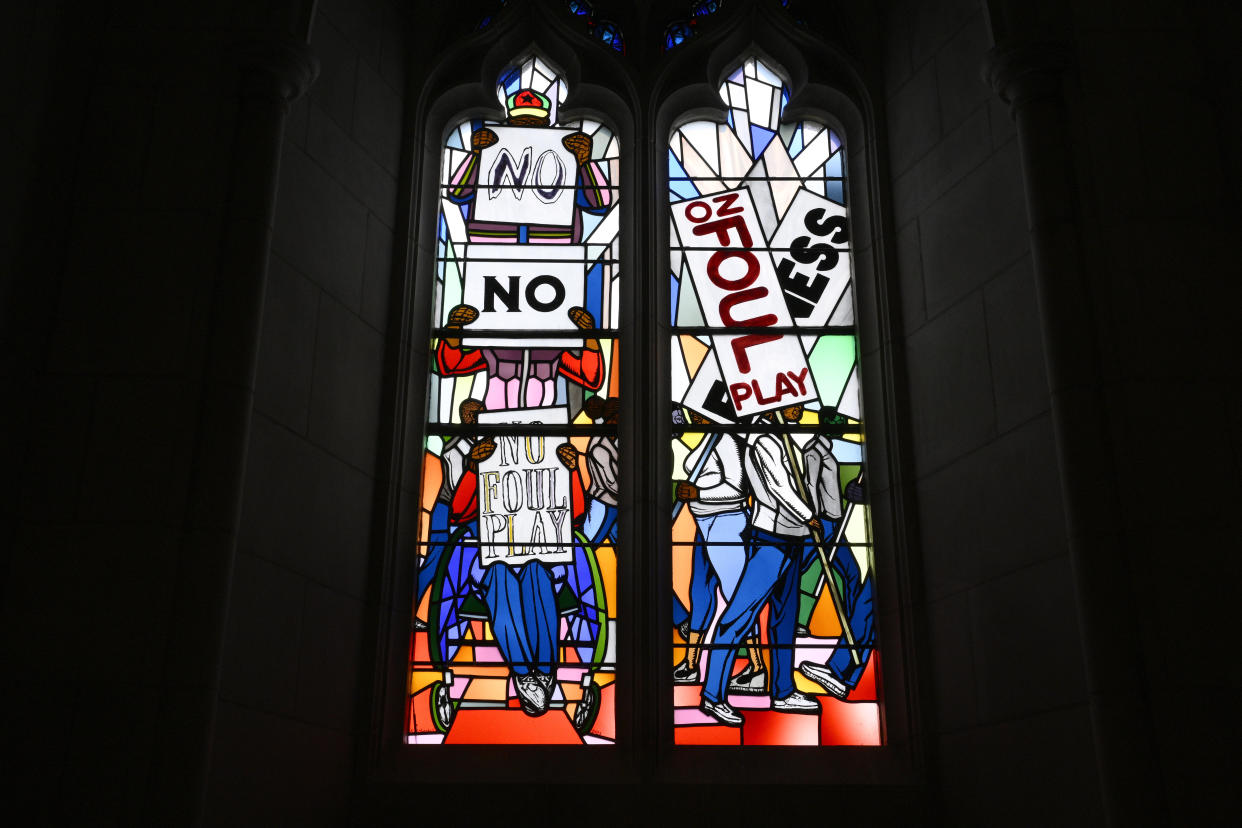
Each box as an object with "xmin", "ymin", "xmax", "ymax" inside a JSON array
[
  {"xmin": 671, "ymin": 188, "xmax": 817, "ymax": 417},
  {"xmin": 473, "ymin": 126, "xmax": 577, "ymax": 228},
  {"xmin": 475, "ymin": 407, "xmax": 574, "ymax": 567},
  {"xmin": 460, "ymin": 244, "xmax": 586, "ymax": 348},
  {"xmin": 768, "ymin": 188, "xmax": 852, "ymax": 326},
  {"xmin": 681, "ymin": 349, "xmax": 738, "ymax": 424}
]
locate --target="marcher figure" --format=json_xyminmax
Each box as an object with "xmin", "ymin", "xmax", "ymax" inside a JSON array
[
  {"xmin": 671, "ymin": 409, "xmax": 765, "ymax": 691},
  {"xmin": 581, "ymin": 396, "xmax": 620, "ymax": 547},
  {"xmin": 450, "ymin": 439, "xmax": 588, "ymax": 716},
  {"xmin": 415, "ymin": 399, "xmax": 485, "ymax": 629},
  {"xmin": 699, "ymin": 405, "xmax": 822, "ymax": 726},
  {"xmin": 796, "ymin": 445, "xmax": 874, "ymax": 700}
]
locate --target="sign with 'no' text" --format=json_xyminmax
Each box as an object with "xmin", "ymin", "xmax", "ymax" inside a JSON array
[
  {"xmin": 475, "ymin": 407, "xmax": 574, "ymax": 567},
  {"xmin": 460, "ymin": 244, "xmax": 586, "ymax": 348},
  {"xmin": 672, "ymin": 188, "xmax": 818, "ymax": 417},
  {"xmin": 474, "ymin": 126, "xmax": 577, "ymax": 228}
]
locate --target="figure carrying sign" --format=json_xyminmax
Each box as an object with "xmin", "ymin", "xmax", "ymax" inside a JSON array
[
  {"xmin": 415, "ymin": 398, "xmax": 485, "ymax": 630},
  {"xmin": 450, "ymin": 439, "xmax": 588, "ymax": 716},
  {"xmin": 435, "ymin": 303, "xmax": 604, "ymax": 410},
  {"xmin": 671, "ymin": 409, "xmax": 766, "ymax": 692},
  {"xmin": 796, "ymin": 443, "xmax": 873, "ymax": 700},
  {"xmin": 446, "ymin": 87, "xmax": 611, "ymax": 244},
  {"xmin": 582, "ymin": 395, "xmax": 620, "ymax": 547},
  {"xmin": 699, "ymin": 405, "xmax": 822, "ymax": 727}
]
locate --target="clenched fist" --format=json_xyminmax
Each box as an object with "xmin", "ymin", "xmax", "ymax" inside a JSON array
[
  {"xmin": 443, "ymin": 304, "xmax": 479, "ymax": 349},
  {"xmin": 567, "ymin": 306, "xmax": 601, "ymax": 352},
  {"xmin": 561, "ymin": 131, "xmax": 592, "ymax": 166},
  {"xmin": 469, "ymin": 438, "xmax": 497, "ymax": 468},
  {"xmin": 447, "ymin": 304, "xmax": 479, "ymax": 327},
  {"xmin": 674, "ymin": 481, "xmax": 699, "ymax": 502},
  {"xmin": 556, "ymin": 443, "xmax": 579, "ymax": 470},
  {"xmin": 471, "ymin": 128, "xmax": 498, "ymax": 151}
]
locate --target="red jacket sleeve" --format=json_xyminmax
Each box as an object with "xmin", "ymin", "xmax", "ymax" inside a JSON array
[
  {"xmin": 451, "ymin": 468, "xmax": 478, "ymax": 523},
  {"xmin": 436, "ymin": 339, "xmax": 487, "ymax": 376},
  {"xmin": 557, "ymin": 347, "xmax": 604, "ymax": 391}
]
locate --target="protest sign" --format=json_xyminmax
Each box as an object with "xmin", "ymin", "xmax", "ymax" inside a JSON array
[
  {"xmin": 671, "ymin": 188, "xmax": 817, "ymax": 417},
  {"xmin": 767, "ymin": 188, "xmax": 852, "ymax": 326},
  {"xmin": 475, "ymin": 407, "xmax": 574, "ymax": 567},
  {"xmin": 460, "ymin": 244, "xmax": 586, "ymax": 348},
  {"xmin": 474, "ymin": 126, "xmax": 577, "ymax": 228}
]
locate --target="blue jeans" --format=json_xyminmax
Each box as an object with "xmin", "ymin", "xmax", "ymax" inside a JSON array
[
  {"xmin": 702, "ymin": 527, "xmax": 802, "ymax": 703},
  {"xmin": 688, "ymin": 510, "xmax": 749, "ymax": 632},
  {"xmin": 416, "ymin": 501, "xmax": 452, "ymax": 599},
  {"xmin": 811, "ymin": 522, "xmax": 875, "ymax": 687},
  {"xmin": 584, "ymin": 499, "xmax": 618, "ymax": 547},
  {"xmin": 478, "ymin": 559, "xmax": 559, "ymax": 677}
]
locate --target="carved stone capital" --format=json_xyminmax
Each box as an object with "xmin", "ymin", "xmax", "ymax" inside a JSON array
[
  {"xmin": 232, "ymin": 39, "xmax": 319, "ymax": 107},
  {"xmin": 983, "ymin": 41, "xmax": 1072, "ymax": 114}
]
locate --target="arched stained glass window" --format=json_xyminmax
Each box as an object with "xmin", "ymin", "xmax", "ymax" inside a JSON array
[
  {"xmin": 407, "ymin": 55, "xmax": 621, "ymax": 745},
  {"xmin": 668, "ymin": 56, "xmax": 880, "ymax": 745}
]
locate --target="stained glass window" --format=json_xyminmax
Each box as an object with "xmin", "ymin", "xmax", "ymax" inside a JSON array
[
  {"xmin": 668, "ymin": 56, "xmax": 880, "ymax": 745},
  {"xmin": 407, "ymin": 55, "xmax": 621, "ymax": 745}
]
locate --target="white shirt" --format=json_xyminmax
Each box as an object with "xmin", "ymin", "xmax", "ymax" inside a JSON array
[
  {"xmin": 803, "ymin": 434, "xmax": 843, "ymax": 521},
  {"xmin": 436, "ymin": 436, "xmax": 474, "ymax": 504},
  {"xmin": 744, "ymin": 433, "xmax": 814, "ymax": 536},
  {"xmin": 586, "ymin": 436, "xmax": 619, "ymax": 506},
  {"xmin": 683, "ymin": 433, "xmax": 745, "ymax": 517}
]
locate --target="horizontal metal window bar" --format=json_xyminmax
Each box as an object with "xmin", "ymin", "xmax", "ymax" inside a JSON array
[
  {"xmin": 668, "ymin": 246, "xmax": 850, "ymax": 254},
  {"xmin": 429, "ymin": 328, "xmax": 618, "ymax": 338},
  {"xmin": 434, "ymin": 257, "xmax": 622, "ymax": 265},
  {"xmin": 667, "ymin": 326, "xmax": 855, "ymax": 336},
  {"xmin": 438, "ymin": 184, "xmax": 620, "ymax": 192},
  {"xmin": 426, "ymin": 423, "xmax": 619, "ymax": 436},
  {"xmin": 667, "ymin": 175, "xmax": 844, "ymax": 181},
  {"xmin": 672, "ymin": 423, "xmax": 863, "ymax": 434}
]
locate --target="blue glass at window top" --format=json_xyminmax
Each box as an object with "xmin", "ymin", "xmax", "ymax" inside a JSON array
[
  {"xmin": 664, "ymin": 22, "xmax": 694, "ymax": 50},
  {"xmin": 593, "ymin": 20, "xmax": 625, "ymax": 53}
]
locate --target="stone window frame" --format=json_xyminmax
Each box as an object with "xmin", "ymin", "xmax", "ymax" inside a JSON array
[{"xmin": 359, "ymin": 0, "xmax": 925, "ymax": 789}]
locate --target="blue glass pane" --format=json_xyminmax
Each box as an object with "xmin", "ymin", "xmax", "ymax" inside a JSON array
[
  {"xmin": 750, "ymin": 125, "xmax": 776, "ymax": 159},
  {"xmin": 826, "ymin": 178, "xmax": 845, "ymax": 204}
]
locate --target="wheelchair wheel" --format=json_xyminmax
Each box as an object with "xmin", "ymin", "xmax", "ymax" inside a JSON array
[
  {"xmin": 563, "ymin": 530, "xmax": 608, "ymax": 667},
  {"xmin": 572, "ymin": 681, "xmax": 600, "ymax": 736},
  {"xmin": 428, "ymin": 525, "xmax": 475, "ymax": 667},
  {"xmin": 429, "ymin": 680, "xmax": 455, "ymax": 733}
]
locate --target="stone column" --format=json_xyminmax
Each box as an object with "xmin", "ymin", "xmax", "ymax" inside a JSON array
[
  {"xmin": 145, "ymin": 39, "xmax": 318, "ymax": 824},
  {"xmin": 985, "ymin": 43, "xmax": 1165, "ymax": 825}
]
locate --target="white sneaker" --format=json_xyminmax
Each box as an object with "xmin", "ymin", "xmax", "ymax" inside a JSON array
[
  {"xmin": 700, "ymin": 698, "xmax": 744, "ymax": 727},
  {"xmin": 797, "ymin": 661, "xmax": 849, "ymax": 700},
  {"xmin": 772, "ymin": 691, "xmax": 820, "ymax": 714},
  {"xmin": 515, "ymin": 674, "xmax": 549, "ymax": 716}
]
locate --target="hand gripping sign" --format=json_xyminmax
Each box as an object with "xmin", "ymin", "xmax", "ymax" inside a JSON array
[
  {"xmin": 475, "ymin": 408, "xmax": 574, "ymax": 567},
  {"xmin": 672, "ymin": 188, "xmax": 818, "ymax": 417},
  {"xmin": 473, "ymin": 126, "xmax": 578, "ymax": 228}
]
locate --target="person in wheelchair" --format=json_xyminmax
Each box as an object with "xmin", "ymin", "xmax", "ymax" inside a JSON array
[{"xmin": 449, "ymin": 438, "xmax": 588, "ymax": 717}]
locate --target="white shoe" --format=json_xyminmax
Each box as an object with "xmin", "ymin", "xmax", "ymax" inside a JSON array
[
  {"xmin": 772, "ymin": 690, "xmax": 820, "ymax": 714},
  {"xmin": 797, "ymin": 661, "xmax": 849, "ymax": 700},
  {"xmin": 515, "ymin": 674, "xmax": 549, "ymax": 716},
  {"xmin": 700, "ymin": 698, "xmax": 744, "ymax": 727}
]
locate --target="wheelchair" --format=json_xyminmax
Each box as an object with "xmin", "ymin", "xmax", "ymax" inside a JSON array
[{"xmin": 425, "ymin": 524, "xmax": 609, "ymax": 736}]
